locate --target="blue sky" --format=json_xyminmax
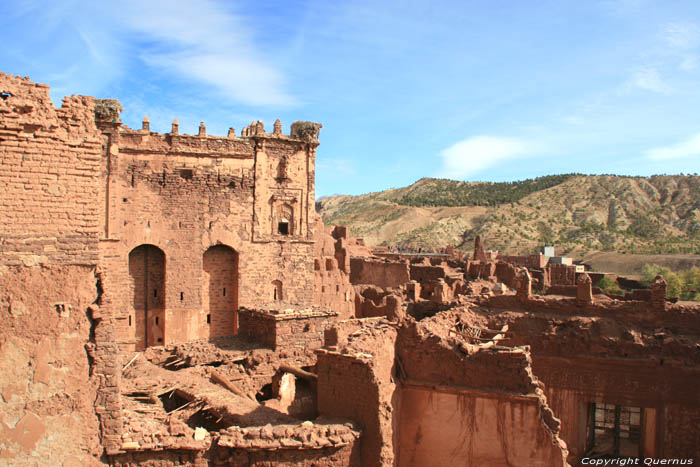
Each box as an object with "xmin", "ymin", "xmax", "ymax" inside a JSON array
[{"xmin": 3, "ymin": 0, "xmax": 700, "ymax": 197}]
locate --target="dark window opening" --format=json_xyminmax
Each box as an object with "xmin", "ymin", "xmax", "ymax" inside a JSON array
[
  {"xmin": 303, "ymin": 323, "xmax": 311, "ymax": 332},
  {"xmin": 223, "ymin": 287, "xmax": 226, "ymax": 296},
  {"xmin": 273, "ymin": 288, "xmax": 277, "ymax": 300},
  {"xmin": 180, "ymin": 292, "xmax": 184, "ymax": 301},
  {"xmin": 153, "ymin": 289, "xmax": 157, "ymax": 298},
  {"xmin": 157, "ymin": 337, "xmax": 162, "ymax": 343},
  {"xmin": 129, "ymin": 315, "xmax": 132, "ymax": 326},
  {"xmin": 155, "ymin": 316, "xmax": 159, "ymax": 325},
  {"xmin": 179, "ymin": 168, "xmax": 193, "ymax": 180},
  {"xmin": 587, "ymin": 403, "xmax": 642, "ymax": 458},
  {"xmin": 147, "ymin": 220, "xmax": 151, "ymax": 228},
  {"xmin": 207, "ymin": 314, "xmax": 211, "ymax": 324},
  {"xmin": 278, "ymin": 221, "xmax": 289, "ymax": 235},
  {"xmin": 122, "ymin": 197, "xmax": 127, "ymax": 202}
]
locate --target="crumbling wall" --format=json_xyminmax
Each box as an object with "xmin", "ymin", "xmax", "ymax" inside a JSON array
[
  {"xmin": 354, "ymin": 285, "xmax": 403, "ymax": 320},
  {"xmin": 0, "ymin": 74, "xmax": 104, "ymax": 464},
  {"xmin": 409, "ymin": 264, "xmax": 446, "ymax": 283},
  {"xmin": 395, "ymin": 315, "xmax": 569, "ymax": 467},
  {"xmin": 313, "ymin": 219, "xmax": 355, "ymax": 319},
  {"xmin": 349, "ymin": 257, "xmax": 410, "ymax": 289},
  {"xmin": 238, "ymin": 307, "xmax": 338, "ymax": 352},
  {"xmin": 316, "ymin": 324, "xmax": 399, "ymax": 467}
]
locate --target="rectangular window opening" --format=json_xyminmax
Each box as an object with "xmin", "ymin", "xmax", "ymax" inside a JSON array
[
  {"xmin": 207, "ymin": 314, "xmax": 211, "ymax": 324},
  {"xmin": 155, "ymin": 316, "xmax": 159, "ymax": 325},
  {"xmin": 223, "ymin": 287, "xmax": 226, "ymax": 297},
  {"xmin": 153, "ymin": 289, "xmax": 157, "ymax": 297},
  {"xmin": 278, "ymin": 221, "xmax": 289, "ymax": 235},
  {"xmin": 587, "ymin": 403, "xmax": 642, "ymax": 458},
  {"xmin": 180, "ymin": 292, "xmax": 184, "ymax": 301},
  {"xmin": 129, "ymin": 315, "xmax": 132, "ymax": 326}
]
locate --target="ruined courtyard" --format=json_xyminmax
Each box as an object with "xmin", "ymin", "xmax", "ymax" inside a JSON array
[{"xmin": 1, "ymin": 73, "xmax": 699, "ymax": 466}]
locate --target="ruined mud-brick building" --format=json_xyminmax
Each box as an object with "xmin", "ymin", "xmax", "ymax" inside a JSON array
[{"xmin": 1, "ymin": 73, "xmax": 699, "ymax": 466}]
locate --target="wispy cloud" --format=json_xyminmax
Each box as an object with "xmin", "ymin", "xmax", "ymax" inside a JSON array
[
  {"xmin": 646, "ymin": 133, "xmax": 700, "ymax": 161},
  {"xmin": 663, "ymin": 22, "xmax": 700, "ymax": 50},
  {"xmin": 109, "ymin": 0, "xmax": 296, "ymax": 107},
  {"xmin": 437, "ymin": 136, "xmax": 532, "ymax": 180},
  {"xmin": 627, "ymin": 67, "xmax": 673, "ymax": 94},
  {"xmin": 4, "ymin": 0, "xmax": 295, "ymax": 108}
]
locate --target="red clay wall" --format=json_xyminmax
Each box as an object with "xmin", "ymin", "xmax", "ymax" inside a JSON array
[
  {"xmin": 398, "ymin": 386, "xmax": 568, "ymax": 467},
  {"xmin": 316, "ymin": 326, "xmax": 399, "ymax": 467},
  {"xmin": 98, "ymin": 118, "xmax": 319, "ymax": 349},
  {"xmin": 313, "ymin": 219, "xmax": 355, "ymax": 319},
  {"xmin": 0, "ymin": 73, "xmax": 105, "ymax": 464},
  {"xmin": 349, "ymin": 257, "xmax": 410, "ymax": 289}
]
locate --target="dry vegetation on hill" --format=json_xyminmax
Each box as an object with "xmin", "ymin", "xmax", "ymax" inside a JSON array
[{"xmin": 317, "ymin": 175, "xmax": 700, "ymax": 266}]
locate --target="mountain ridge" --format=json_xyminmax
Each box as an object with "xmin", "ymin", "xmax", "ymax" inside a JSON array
[{"xmin": 316, "ymin": 174, "xmax": 700, "ymax": 258}]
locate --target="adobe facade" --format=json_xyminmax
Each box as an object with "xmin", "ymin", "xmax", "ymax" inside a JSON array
[{"xmin": 2, "ymin": 73, "xmax": 699, "ymax": 466}]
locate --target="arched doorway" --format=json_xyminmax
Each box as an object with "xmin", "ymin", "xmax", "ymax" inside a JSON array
[
  {"xmin": 128, "ymin": 244, "xmax": 166, "ymax": 350},
  {"xmin": 203, "ymin": 245, "xmax": 238, "ymax": 338}
]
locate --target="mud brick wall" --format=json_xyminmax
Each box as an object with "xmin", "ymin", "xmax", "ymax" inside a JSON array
[
  {"xmin": 313, "ymin": 221, "xmax": 356, "ymax": 318},
  {"xmin": 0, "ymin": 74, "xmax": 107, "ymax": 464},
  {"xmin": 409, "ymin": 264, "xmax": 446, "ymax": 283},
  {"xmin": 324, "ymin": 317, "xmax": 387, "ymax": 348},
  {"xmin": 239, "ymin": 309, "xmax": 276, "ymax": 348},
  {"xmin": 99, "ymin": 121, "xmax": 319, "ymax": 349},
  {"xmin": 350, "ymin": 257, "xmax": 410, "ymax": 289},
  {"xmin": 239, "ymin": 308, "xmax": 338, "ymax": 351},
  {"xmin": 534, "ymin": 356, "xmax": 700, "ymax": 462},
  {"xmin": 316, "ymin": 325, "xmax": 398, "ymax": 467},
  {"xmin": 549, "ymin": 263, "xmax": 577, "ymax": 286},
  {"xmin": 397, "ymin": 322, "xmax": 538, "ymax": 394},
  {"xmin": 0, "ymin": 73, "xmax": 103, "ymax": 266},
  {"xmin": 495, "ymin": 261, "xmax": 518, "ymax": 288}
]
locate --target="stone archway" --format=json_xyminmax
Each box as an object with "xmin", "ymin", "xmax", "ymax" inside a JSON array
[
  {"xmin": 128, "ymin": 244, "xmax": 166, "ymax": 350},
  {"xmin": 203, "ymin": 245, "xmax": 239, "ymax": 338}
]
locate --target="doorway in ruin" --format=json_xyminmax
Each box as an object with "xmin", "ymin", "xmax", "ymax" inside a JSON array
[
  {"xmin": 129, "ymin": 244, "xmax": 166, "ymax": 350},
  {"xmin": 203, "ymin": 245, "xmax": 239, "ymax": 338}
]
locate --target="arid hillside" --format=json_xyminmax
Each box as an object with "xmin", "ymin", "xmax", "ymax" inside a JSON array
[{"xmin": 317, "ymin": 175, "xmax": 700, "ymax": 262}]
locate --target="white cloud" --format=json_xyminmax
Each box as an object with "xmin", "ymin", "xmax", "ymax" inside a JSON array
[
  {"xmin": 663, "ymin": 22, "xmax": 700, "ymax": 50},
  {"xmin": 109, "ymin": 0, "xmax": 296, "ymax": 107},
  {"xmin": 437, "ymin": 136, "xmax": 531, "ymax": 180},
  {"xmin": 13, "ymin": 0, "xmax": 295, "ymax": 107},
  {"xmin": 646, "ymin": 133, "xmax": 700, "ymax": 161},
  {"xmin": 628, "ymin": 68, "xmax": 673, "ymax": 94}
]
